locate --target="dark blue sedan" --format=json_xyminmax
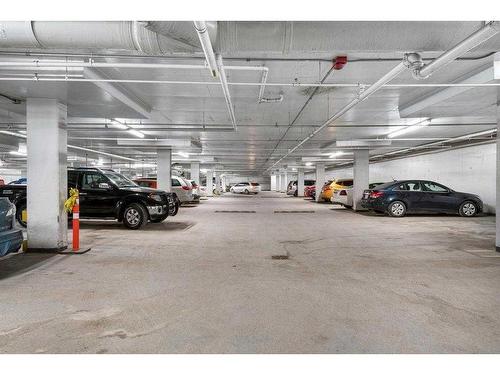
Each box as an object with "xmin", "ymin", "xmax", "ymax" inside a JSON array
[{"xmin": 361, "ymin": 180, "xmax": 483, "ymax": 217}]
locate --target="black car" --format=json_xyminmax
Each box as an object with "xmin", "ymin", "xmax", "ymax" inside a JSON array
[
  {"xmin": 361, "ymin": 180, "xmax": 483, "ymax": 217},
  {"xmin": 0, "ymin": 168, "xmax": 180, "ymax": 229}
]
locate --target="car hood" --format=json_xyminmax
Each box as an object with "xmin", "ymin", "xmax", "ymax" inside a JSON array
[{"xmin": 120, "ymin": 186, "xmax": 167, "ymax": 194}]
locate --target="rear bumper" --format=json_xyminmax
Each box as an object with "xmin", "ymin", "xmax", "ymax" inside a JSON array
[{"xmin": 361, "ymin": 199, "xmax": 386, "ymax": 211}]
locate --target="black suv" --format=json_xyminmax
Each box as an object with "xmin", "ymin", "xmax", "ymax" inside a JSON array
[{"xmin": 0, "ymin": 168, "xmax": 180, "ymax": 229}]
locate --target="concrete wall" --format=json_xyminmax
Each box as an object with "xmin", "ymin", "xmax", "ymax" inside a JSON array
[{"xmin": 307, "ymin": 143, "xmax": 496, "ymax": 213}]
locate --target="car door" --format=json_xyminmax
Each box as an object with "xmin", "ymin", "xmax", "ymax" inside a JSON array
[
  {"xmin": 394, "ymin": 181, "xmax": 425, "ymax": 212},
  {"xmin": 421, "ymin": 181, "xmax": 457, "ymax": 212},
  {"xmin": 79, "ymin": 171, "xmax": 119, "ymax": 217}
]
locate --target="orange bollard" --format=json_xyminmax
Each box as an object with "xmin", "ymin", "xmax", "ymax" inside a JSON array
[{"xmin": 72, "ymin": 194, "xmax": 80, "ymax": 252}]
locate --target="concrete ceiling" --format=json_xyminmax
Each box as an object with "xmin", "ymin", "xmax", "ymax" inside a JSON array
[{"xmin": 0, "ymin": 21, "xmax": 498, "ymax": 175}]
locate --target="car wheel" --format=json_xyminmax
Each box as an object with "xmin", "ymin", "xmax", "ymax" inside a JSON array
[
  {"xmin": 123, "ymin": 203, "xmax": 148, "ymax": 229},
  {"xmin": 459, "ymin": 201, "xmax": 478, "ymax": 217},
  {"xmin": 244, "ymin": 189, "xmax": 250, "ymax": 194},
  {"xmin": 16, "ymin": 202, "xmax": 27, "ymax": 227},
  {"xmin": 294, "ymin": 191, "xmax": 298, "ymax": 197},
  {"xmin": 388, "ymin": 201, "xmax": 406, "ymax": 217}
]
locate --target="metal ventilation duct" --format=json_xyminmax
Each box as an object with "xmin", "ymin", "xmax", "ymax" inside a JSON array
[{"xmin": 0, "ymin": 21, "xmax": 199, "ymax": 54}]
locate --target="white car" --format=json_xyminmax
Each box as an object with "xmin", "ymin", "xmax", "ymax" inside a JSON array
[
  {"xmin": 331, "ymin": 183, "xmax": 386, "ymax": 207},
  {"xmin": 230, "ymin": 182, "xmax": 261, "ymax": 194},
  {"xmin": 171, "ymin": 176, "xmax": 195, "ymax": 203},
  {"xmin": 331, "ymin": 188, "xmax": 353, "ymax": 207}
]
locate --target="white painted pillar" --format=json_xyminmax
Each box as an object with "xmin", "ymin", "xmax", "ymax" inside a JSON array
[
  {"xmin": 215, "ymin": 172, "xmax": 221, "ymax": 195},
  {"xmin": 271, "ymin": 174, "xmax": 277, "ymax": 191},
  {"xmin": 353, "ymin": 149, "xmax": 370, "ymax": 211},
  {"xmin": 206, "ymin": 170, "xmax": 214, "ymax": 197},
  {"xmin": 315, "ymin": 163, "xmax": 325, "ymax": 202},
  {"xmin": 276, "ymin": 174, "xmax": 282, "ymax": 192},
  {"xmin": 190, "ymin": 162, "xmax": 200, "ymax": 186},
  {"xmin": 26, "ymin": 98, "xmax": 67, "ymax": 251},
  {"xmin": 297, "ymin": 168, "xmax": 305, "ymax": 197},
  {"xmin": 157, "ymin": 149, "xmax": 172, "ymax": 192},
  {"xmin": 496, "ymin": 85, "xmax": 500, "ymax": 252},
  {"xmin": 281, "ymin": 171, "xmax": 288, "ymax": 192}
]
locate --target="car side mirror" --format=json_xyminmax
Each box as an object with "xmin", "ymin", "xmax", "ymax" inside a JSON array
[{"xmin": 99, "ymin": 182, "xmax": 111, "ymax": 190}]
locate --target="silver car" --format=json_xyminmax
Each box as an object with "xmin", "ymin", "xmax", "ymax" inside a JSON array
[{"xmin": 171, "ymin": 176, "xmax": 195, "ymax": 203}]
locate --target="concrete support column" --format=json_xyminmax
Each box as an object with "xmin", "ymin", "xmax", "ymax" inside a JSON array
[
  {"xmin": 27, "ymin": 98, "xmax": 67, "ymax": 251},
  {"xmin": 206, "ymin": 170, "xmax": 214, "ymax": 197},
  {"xmin": 297, "ymin": 168, "xmax": 305, "ymax": 197},
  {"xmin": 190, "ymin": 162, "xmax": 200, "ymax": 186},
  {"xmin": 271, "ymin": 174, "xmax": 277, "ymax": 191},
  {"xmin": 157, "ymin": 149, "xmax": 172, "ymax": 192},
  {"xmin": 276, "ymin": 174, "xmax": 281, "ymax": 192},
  {"xmin": 353, "ymin": 149, "xmax": 370, "ymax": 211},
  {"xmin": 281, "ymin": 171, "xmax": 288, "ymax": 192},
  {"xmin": 315, "ymin": 163, "xmax": 325, "ymax": 202},
  {"xmin": 215, "ymin": 173, "xmax": 221, "ymax": 195},
  {"xmin": 496, "ymin": 85, "xmax": 500, "ymax": 251}
]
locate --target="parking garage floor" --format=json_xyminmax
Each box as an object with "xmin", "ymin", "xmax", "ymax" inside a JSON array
[{"xmin": 1, "ymin": 191, "xmax": 499, "ymax": 353}]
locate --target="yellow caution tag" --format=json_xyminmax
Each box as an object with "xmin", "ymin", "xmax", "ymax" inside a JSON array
[{"xmin": 22, "ymin": 210, "xmax": 27, "ymax": 222}]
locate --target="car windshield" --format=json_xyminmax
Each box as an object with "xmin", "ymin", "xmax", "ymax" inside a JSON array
[{"xmin": 104, "ymin": 172, "xmax": 138, "ymax": 188}]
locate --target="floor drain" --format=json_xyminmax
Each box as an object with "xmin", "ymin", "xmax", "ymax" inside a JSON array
[
  {"xmin": 274, "ymin": 210, "xmax": 315, "ymax": 213},
  {"xmin": 215, "ymin": 210, "xmax": 256, "ymax": 213}
]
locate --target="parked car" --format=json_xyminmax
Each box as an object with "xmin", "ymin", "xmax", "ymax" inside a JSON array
[
  {"xmin": 230, "ymin": 182, "xmax": 261, "ymax": 194},
  {"xmin": 304, "ymin": 185, "xmax": 316, "ymax": 199},
  {"xmin": 134, "ymin": 178, "xmax": 157, "ymax": 189},
  {"xmin": 0, "ymin": 198, "xmax": 23, "ymax": 257},
  {"xmin": 188, "ymin": 180, "xmax": 201, "ymax": 200},
  {"xmin": 286, "ymin": 180, "xmax": 315, "ymax": 196},
  {"xmin": 320, "ymin": 178, "xmax": 353, "ymax": 202},
  {"xmin": 0, "ymin": 168, "xmax": 179, "ymax": 229},
  {"xmin": 361, "ymin": 180, "xmax": 483, "ymax": 217},
  {"xmin": 171, "ymin": 176, "xmax": 195, "ymax": 203},
  {"xmin": 331, "ymin": 183, "xmax": 385, "ymax": 207},
  {"xmin": 8, "ymin": 177, "xmax": 26, "ymax": 185}
]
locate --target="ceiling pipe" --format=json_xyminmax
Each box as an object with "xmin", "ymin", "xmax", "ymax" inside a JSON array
[
  {"xmin": 193, "ymin": 21, "xmax": 218, "ymax": 78},
  {"xmin": 265, "ymin": 57, "xmax": 412, "ymax": 171},
  {"xmin": 0, "ymin": 59, "xmax": 280, "ymax": 104},
  {"xmin": 216, "ymin": 54, "xmax": 237, "ymax": 130},
  {"xmin": 411, "ymin": 21, "xmax": 500, "ymax": 79},
  {"xmin": 2, "ymin": 75, "xmax": 500, "ymax": 88}
]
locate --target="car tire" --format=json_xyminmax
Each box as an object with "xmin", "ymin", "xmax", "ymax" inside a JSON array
[
  {"xmin": 244, "ymin": 189, "xmax": 250, "ymax": 194},
  {"xmin": 16, "ymin": 202, "xmax": 27, "ymax": 227},
  {"xmin": 388, "ymin": 201, "xmax": 406, "ymax": 217},
  {"xmin": 294, "ymin": 191, "xmax": 298, "ymax": 197},
  {"xmin": 123, "ymin": 203, "xmax": 148, "ymax": 229},
  {"xmin": 459, "ymin": 201, "xmax": 478, "ymax": 217}
]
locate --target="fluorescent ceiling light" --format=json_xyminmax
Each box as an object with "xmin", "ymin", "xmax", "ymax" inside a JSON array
[
  {"xmin": 9, "ymin": 151, "xmax": 26, "ymax": 157},
  {"xmin": 329, "ymin": 151, "xmax": 345, "ymax": 158},
  {"xmin": 128, "ymin": 129, "xmax": 145, "ymax": 138},
  {"xmin": 305, "ymin": 162, "xmax": 313, "ymax": 166},
  {"xmin": 110, "ymin": 119, "xmax": 129, "ymax": 130},
  {"xmin": 133, "ymin": 163, "xmax": 156, "ymax": 169},
  {"xmin": 177, "ymin": 152, "xmax": 190, "ymax": 158},
  {"xmin": 387, "ymin": 119, "xmax": 431, "ymax": 139}
]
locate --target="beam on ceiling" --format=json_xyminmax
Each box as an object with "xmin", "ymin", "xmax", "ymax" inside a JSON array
[{"xmin": 83, "ymin": 67, "xmax": 151, "ymax": 119}]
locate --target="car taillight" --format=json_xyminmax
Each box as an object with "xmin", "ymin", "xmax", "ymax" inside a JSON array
[
  {"xmin": 369, "ymin": 191, "xmax": 384, "ymax": 199},
  {"xmin": 339, "ymin": 190, "xmax": 347, "ymax": 196},
  {"xmin": 181, "ymin": 185, "xmax": 191, "ymax": 190}
]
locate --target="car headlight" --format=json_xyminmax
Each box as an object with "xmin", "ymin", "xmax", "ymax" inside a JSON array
[
  {"xmin": 149, "ymin": 193, "xmax": 163, "ymax": 202},
  {"xmin": 6, "ymin": 207, "xmax": 14, "ymax": 217}
]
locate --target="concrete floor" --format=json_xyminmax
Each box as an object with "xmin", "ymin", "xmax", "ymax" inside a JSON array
[{"xmin": 0, "ymin": 191, "xmax": 499, "ymax": 353}]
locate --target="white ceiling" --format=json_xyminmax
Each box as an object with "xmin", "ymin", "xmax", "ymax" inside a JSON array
[{"xmin": 0, "ymin": 21, "xmax": 498, "ymax": 174}]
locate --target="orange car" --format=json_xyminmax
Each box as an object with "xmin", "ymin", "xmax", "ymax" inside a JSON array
[{"xmin": 320, "ymin": 178, "xmax": 353, "ymax": 202}]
